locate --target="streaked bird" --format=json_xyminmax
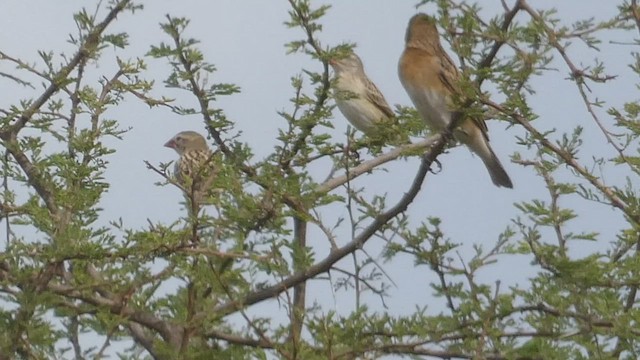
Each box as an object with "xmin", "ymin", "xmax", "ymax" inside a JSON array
[
  {"xmin": 164, "ymin": 130, "xmax": 217, "ymax": 205},
  {"xmin": 398, "ymin": 14, "xmax": 513, "ymax": 188}
]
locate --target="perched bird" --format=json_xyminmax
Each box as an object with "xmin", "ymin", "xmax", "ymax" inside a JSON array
[
  {"xmin": 329, "ymin": 52, "xmax": 395, "ymax": 136},
  {"xmin": 398, "ymin": 14, "xmax": 513, "ymax": 188},
  {"xmin": 164, "ymin": 130, "xmax": 217, "ymax": 204}
]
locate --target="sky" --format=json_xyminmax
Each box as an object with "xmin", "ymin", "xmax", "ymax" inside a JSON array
[{"xmin": 0, "ymin": 0, "xmax": 635, "ymax": 357}]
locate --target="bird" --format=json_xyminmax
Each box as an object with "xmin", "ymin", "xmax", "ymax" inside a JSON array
[
  {"xmin": 398, "ymin": 14, "xmax": 513, "ymax": 188},
  {"xmin": 164, "ymin": 130, "xmax": 217, "ymax": 205},
  {"xmin": 329, "ymin": 51, "xmax": 396, "ymax": 137}
]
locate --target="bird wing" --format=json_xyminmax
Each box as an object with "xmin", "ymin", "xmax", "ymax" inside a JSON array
[
  {"xmin": 193, "ymin": 150, "xmax": 217, "ymax": 191},
  {"xmin": 437, "ymin": 46, "xmax": 459, "ymax": 96},
  {"xmin": 437, "ymin": 45, "xmax": 489, "ymax": 136},
  {"xmin": 364, "ymin": 78, "xmax": 395, "ymax": 119}
]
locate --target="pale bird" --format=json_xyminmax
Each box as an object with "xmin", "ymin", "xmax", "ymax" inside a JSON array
[{"xmin": 329, "ymin": 52, "xmax": 395, "ymax": 137}]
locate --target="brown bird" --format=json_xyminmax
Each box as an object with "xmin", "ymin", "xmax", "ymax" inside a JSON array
[
  {"xmin": 329, "ymin": 51, "xmax": 395, "ymax": 136},
  {"xmin": 164, "ymin": 131, "xmax": 217, "ymax": 205},
  {"xmin": 398, "ymin": 14, "xmax": 513, "ymax": 188}
]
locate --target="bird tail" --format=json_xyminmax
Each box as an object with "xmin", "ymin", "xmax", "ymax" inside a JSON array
[
  {"xmin": 457, "ymin": 123, "xmax": 514, "ymax": 188},
  {"xmin": 479, "ymin": 146, "xmax": 513, "ymax": 188}
]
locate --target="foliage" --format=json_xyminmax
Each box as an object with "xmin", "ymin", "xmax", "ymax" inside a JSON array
[{"xmin": 0, "ymin": 0, "xmax": 639, "ymax": 359}]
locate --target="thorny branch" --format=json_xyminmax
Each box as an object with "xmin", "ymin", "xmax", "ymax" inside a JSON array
[
  {"xmin": 519, "ymin": 0, "xmax": 630, "ymax": 173},
  {"xmin": 213, "ymin": 133, "xmax": 445, "ymax": 315},
  {"xmin": 280, "ymin": 0, "xmax": 333, "ymax": 171},
  {"xmin": 483, "ymin": 98, "xmax": 636, "ymax": 225},
  {"xmin": 0, "ymin": 0, "xmax": 131, "ymax": 216}
]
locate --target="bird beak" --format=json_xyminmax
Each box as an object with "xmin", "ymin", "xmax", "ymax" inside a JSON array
[{"xmin": 164, "ymin": 139, "xmax": 175, "ymax": 149}]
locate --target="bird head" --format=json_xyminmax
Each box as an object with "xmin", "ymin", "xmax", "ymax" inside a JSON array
[
  {"xmin": 328, "ymin": 52, "xmax": 364, "ymax": 75},
  {"xmin": 164, "ymin": 131, "xmax": 208, "ymax": 155},
  {"xmin": 405, "ymin": 13, "xmax": 440, "ymax": 47}
]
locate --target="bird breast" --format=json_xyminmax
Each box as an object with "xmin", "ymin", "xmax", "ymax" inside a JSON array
[
  {"xmin": 334, "ymin": 74, "xmax": 385, "ymax": 134},
  {"xmin": 401, "ymin": 80, "xmax": 452, "ymax": 131}
]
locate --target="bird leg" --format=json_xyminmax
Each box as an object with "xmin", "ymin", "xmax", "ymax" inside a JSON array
[{"xmin": 428, "ymin": 158, "xmax": 442, "ymax": 174}]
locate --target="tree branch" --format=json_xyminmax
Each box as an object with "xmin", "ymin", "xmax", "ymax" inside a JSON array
[{"xmin": 213, "ymin": 134, "xmax": 446, "ymax": 315}]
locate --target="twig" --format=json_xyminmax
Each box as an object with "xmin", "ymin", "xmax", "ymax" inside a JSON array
[{"xmin": 213, "ymin": 134, "xmax": 446, "ymax": 315}]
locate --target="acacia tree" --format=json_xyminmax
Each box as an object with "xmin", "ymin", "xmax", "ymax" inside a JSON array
[{"xmin": 1, "ymin": 0, "xmax": 639, "ymax": 359}]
